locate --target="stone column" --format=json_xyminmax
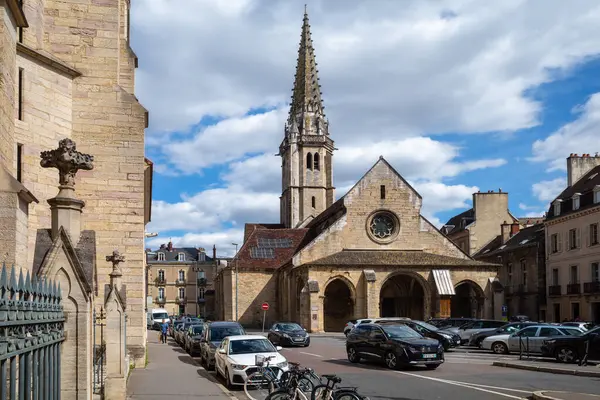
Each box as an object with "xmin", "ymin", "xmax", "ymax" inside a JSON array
[
  {"xmin": 104, "ymin": 250, "xmax": 127, "ymax": 400},
  {"xmin": 40, "ymin": 138, "xmax": 94, "ymax": 245}
]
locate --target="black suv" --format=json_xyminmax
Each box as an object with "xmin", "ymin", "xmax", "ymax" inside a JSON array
[
  {"xmin": 541, "ymin": 326, "xmax": 600, "ymax": 363},
  {"xmin": 346, "ymin": 323, "xmax": 444, "ymax": 370},
  {"xmin": 397, "ymin": 320, "xmax": 461, "ymax": 350}
]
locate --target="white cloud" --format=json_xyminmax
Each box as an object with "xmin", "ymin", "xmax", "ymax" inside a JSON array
[
  {"xmin": 412, "ymin": 181, "xmax": 478, "ymax": 224},
  {"xmin": 531, "ymin": 93, "xmax": 600, "ymax": 171},
  {"xmin": 532, "ymin": 177, "xmax": 566, "ymax": 202},
  {"xmin": 145, "ymin": 228, "xmax": 244, "ymax": 257}
]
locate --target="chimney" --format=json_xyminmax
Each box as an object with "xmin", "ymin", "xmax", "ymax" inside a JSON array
[
  {"xmin": 567, "ymin": 153, "xmax": 600, "ymax": 187},
  {"xmin": 167, "ymin": 241, "xmax": 173, "ymax": 251},
  {"xmin": 213, "ymin": 244, "xmax": 217, "ymax": 260},
  {"xmin": 473, "ymin": 190, "xmax": 509, "ymax": 221},
  {"xmin": 40, "ymin": 139, "xmax": 94, "ymax": 244},
  {"xmin": 159, "ymin": 243, "xmax": 166, "ymax": 250},
  {"xmin": 510, "ymin": 222, "xmax": 520, "ymax": 236},
  {"xmin": 500, "ymin": 221, "xmax": 511, "ymax": 244}
]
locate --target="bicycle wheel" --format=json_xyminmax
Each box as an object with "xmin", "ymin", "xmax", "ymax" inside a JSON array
[
  {"xmin": 298, "ymin": 377, "xmax": 314, "ymax": 393},
  {"xmin": 266, "ymin": 389, "xmax": 294, "ymax": 400},
  {"xmin": 311, "ymin": 384, "xmax": 332, "ymax": 400},
  {"xmin": 244, "ymin": 371, "xmax": 276, "ymax": 400},
  {"xmin": 332, "ymin": 390, "xmax": 364, "ymax": 400}
]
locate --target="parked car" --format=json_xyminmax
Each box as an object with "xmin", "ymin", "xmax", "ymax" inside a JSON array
[
  {"xmin": 468, "ymin": 322, "xmax": 544, "ymax": 347},
  {"xmin": 346, "ymin": 323, "xmax": 444, "ymax": 370},
  {"xmin": 509, "ymin": 315, "xmax": 531, "ymax": 322},
  {"xmin": 267, "ymin": 322, "xmax": 310, "ymax": 347},
  {"xmin": 482, "ymin": 325, "xmax": 584, "ymax": 354},
  {"xmin": 386, "ymin": 320, "xmax": 460, "ymax": 350},
  {"xmin": 561, "ymin": 322, "xmax": 595, "ymax": 331},
  {"xmin": 214, "ymin": 335, "xmax": 288, "ymax": 389},
  {"xmin": 170, "ymin": 320, "xmax": 185, "ymax": 338},
  {"xmin": 344, "ymin": 319, "xmax": 372, "ymax": 336},
  {"xmin": 455, "ymin": 320, "xmax": 507, "ymax": 344},
  {"xmin": 541, "ymin": 326, "xmax": 600, "ymax": 363},
  {"xmin": 432, "ymin": 318, "xmax": 477, "ymax": 330},
  {"xmin": 176, "ymin": 320, "xmax": 201, "ymax": 344},
  {"xmin": 199, "ymin": 321, "xmax": 246, "ymax": 370},
  {"xmin": 184, "ymin": 324, "xmax": 205, "ymax": 356}
]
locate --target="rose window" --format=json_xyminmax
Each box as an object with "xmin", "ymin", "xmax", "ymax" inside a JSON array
[{"xmin": 370, "ymin": 213, "xmax": 395, "ymax": 239}]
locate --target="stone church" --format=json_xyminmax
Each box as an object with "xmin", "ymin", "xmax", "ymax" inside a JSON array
[{"xmin": 215, "ymin": 10, "xmax": 501, "ymax": 332}]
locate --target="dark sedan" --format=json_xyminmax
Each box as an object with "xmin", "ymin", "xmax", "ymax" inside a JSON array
[
  {"xmin": 386, "ymin": 320, "xmax": 460, "ymax": 351},
  {"xmin": 184, "ymin": 324, "xmax": 205, "ymax": 356},
  {"xmin": 469, "ymin": 322, "xmax": 544, "ymax": 347},
  {"xmin": 541, "ymin": 327, "xmax": 600, "ymax": 363},
  {"xmin": 346, "ymin": 323, "xmax": 444, "ymax": 370},
  {"xmin": 267, "ymin": 322, "xmax": 310, "ymax": 347}
]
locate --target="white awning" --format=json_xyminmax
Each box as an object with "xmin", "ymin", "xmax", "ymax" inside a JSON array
[{"xmin": 433, "ymin": 269, "xmax": 455, "ymax": 295}]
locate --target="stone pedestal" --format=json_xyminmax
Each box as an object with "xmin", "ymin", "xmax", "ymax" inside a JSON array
[{"xmin": 104, "ymin": 374, "xmax": 127, "ymax": 400}]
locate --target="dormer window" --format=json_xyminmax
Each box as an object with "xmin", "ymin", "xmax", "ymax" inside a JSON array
[
  {"xmin": 553, "ymin": 200, "xmax": 562, "ymax": 216},
  {"xmin": 178, "ymin": 253, "xmax": 185, "ymax": 261},
  {"xmin": 157, "ymin": 252, "xmax": 165, "ymax": 261},
  {"xmin": 572, "ymin": 193, "xmax": 581, "ymax": 210}
]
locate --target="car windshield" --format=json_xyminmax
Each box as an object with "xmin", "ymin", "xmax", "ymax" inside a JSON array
[
  {"xmin": 382, "ymin": 325, "xmax": 422, "ymax": 339},
  {"xmin": 153, "ymin": 312, "xmax": 169, "ymax": 320},
  {"xmin": 191, "ymin": 325, "xmax": 204, "ymax": 335},
  {"xmin": 278, "ymin": 323, "xmax": 302, "ymax": 331},
  {"xmin": 229, "ymin": 339, "xmax": 276, "ymax": 355},
  {"xmin": 416, "ymin": 321, "xmax": 439, "ymax": 331},
  {"xmin": 210, "ymin": 326, "xmax": 244, "ymax": 342}
]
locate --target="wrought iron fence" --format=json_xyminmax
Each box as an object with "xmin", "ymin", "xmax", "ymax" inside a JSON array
[
  {"xmin": 0, "ymin": 263, "xmax": 65, "ymax": 399},
  {"xmin": 93, "ymin": 308, "xmax": 106, "ymax": 395}
]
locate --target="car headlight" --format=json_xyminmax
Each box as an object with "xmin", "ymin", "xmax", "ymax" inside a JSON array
[
  {"xmin": 440, "ymin": 333, "xmax": 452, "ymax": 339},
  {"xmin": 231, "ymin": 364, "xmax": 247, "ymax": 370},
  {"xmin": 276, "ymin": 361, "xmax": 288, "ymax": 368},
  {"xmin": 282, "ymin": 333, "xmax": 291, "ymax": 339}
]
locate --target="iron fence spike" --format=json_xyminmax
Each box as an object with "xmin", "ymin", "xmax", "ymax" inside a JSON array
[
  {"xmin": 57, "ymin": 281, "xmax": 62, "ymax": 300},
  {"xmin": 0, "ymin": 263, "xmax": 7, "ymax": 290},
  {"xmin": 17, "ymin": 269, "xmax": 24, "ymax": 292},
  {"xmin": 8, "ymin": 265, "xmax": 17, "ymax": 291},
  {"xmin": 24, "ymin": 270, "xmax": 31, "ymax": 293}
]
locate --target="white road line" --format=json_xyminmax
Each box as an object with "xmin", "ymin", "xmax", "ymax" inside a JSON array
[
  {"xmin": 451, "ymin": 381, "xmax": 531, "ymax": 394},
  {"xmin": 299, "ymin": 351, "xmax": 323, "ymax": 358},
  {"xmin": 394, "ymin": 371, "xmax": 523, "ymax": 399}
]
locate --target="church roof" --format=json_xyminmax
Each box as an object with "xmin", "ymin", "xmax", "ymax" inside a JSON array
[
  {"xmin": 309, "ymin": 249, "xmax": 497, "ymax": 267},
  {"xmin": 234, "ymin": 226, "xmax": 308, "ymax": 270},
  {"xmin": 288, "ymin": 7, "xmax": 325, "ymax": 122}
]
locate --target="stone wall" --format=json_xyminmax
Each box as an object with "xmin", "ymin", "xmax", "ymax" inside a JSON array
[
  {"xmin": 0, "ymin": 3, "xmax": 17, "ymax": 172},
  {"xmin": 223, "ymin": 268, "xmax": 279, "ymax": 327},
  {"xmin": 469, "ymin": 191, "xmax": 515, "ymax": 255}
]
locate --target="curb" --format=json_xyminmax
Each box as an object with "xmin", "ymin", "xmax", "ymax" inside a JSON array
[
  {"xmin": 532, "ymin": 391, "xmax": 600, "ymax": 400},
  {"xmin": 187, "ymin": 355, "xmax": 239, "ymax": 400},
  {"xmin": 492, "ymin": 361, "xmax": 600, "ymax": 378}
]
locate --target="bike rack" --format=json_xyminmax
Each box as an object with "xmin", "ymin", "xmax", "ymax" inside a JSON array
[{"xmin": 518, "ymin": 336, "xmax": 530, "ymax": 360}]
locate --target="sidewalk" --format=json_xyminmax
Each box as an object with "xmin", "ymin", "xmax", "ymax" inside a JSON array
[
  {"xmin": 493, "ymin": 359, "xmax": 600, "ymax": 378},
  {"xmin": 533, "ymin": 391, "xmax": 600, "ymax": 400},
  {"xmin": 127, "ymin": 337, "xmax": 236, "ymax": 399}
]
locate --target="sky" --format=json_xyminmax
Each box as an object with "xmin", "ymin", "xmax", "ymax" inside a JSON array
[{"xmin": 132, "ymin": 0, "xmax": 600, "ymax": 256}]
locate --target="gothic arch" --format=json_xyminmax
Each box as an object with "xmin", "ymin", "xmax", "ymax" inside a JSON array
[
  {"xmin": 379, "ymin": 271, "xmax": 431, "ymax": 319},
  {"xmin": 322, "ymin": 276, "xmax": 356, "ymax": 332},
  {"xmin": 313, "ymin": 152, "xmax": 320, "ymax": 170},
  {"xmin": 306, "ymin": 153, "xmax": 313, "ymax": 170},
  {"xmin": 452, "ymin": 279, "xmax": 485, "ymax": 318}
]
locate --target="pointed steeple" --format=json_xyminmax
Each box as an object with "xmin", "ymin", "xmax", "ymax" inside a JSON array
[{"xmin": 288, "ymin": 6, "xmax": 325, "ymax": 125}]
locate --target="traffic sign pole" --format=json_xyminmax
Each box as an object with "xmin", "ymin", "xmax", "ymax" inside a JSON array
[{"xmin": 261, "ymin": 302, "xmax": 269, "ymax": 333}]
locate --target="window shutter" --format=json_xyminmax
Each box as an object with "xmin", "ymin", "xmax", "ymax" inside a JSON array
[
  {"xmin": 557, "ymin": 233, "xmax": 562, "ymax": 252},
  {"xmin": 576, "ymin": 228, "xmax": 581, "ymax": 248}
]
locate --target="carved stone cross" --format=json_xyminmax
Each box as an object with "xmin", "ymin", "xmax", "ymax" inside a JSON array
[
  {"xmin": 40, "ymin": 138, "xmax": 94, "ymax": 187},
  {"xmin": 106, "ymin": 250, "xmax": 125, "ymax": 276}
]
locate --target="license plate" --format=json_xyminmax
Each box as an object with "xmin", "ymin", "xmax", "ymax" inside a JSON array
[
  {"xmin": 294, "ymin": 338, "xmax": 304, "ymax": 341},
  {"xmin": 422, "ymin": 353, "xmax": 437, "ymax": 359}
]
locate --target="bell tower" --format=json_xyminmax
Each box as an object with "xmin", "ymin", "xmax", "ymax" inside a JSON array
[{"xmin": 279, "ymin": 7, "xmax": 335, "ymax": 229}]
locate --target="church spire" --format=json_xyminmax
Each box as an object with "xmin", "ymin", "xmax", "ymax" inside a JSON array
[{"xmin": 288, "ymin": 6, "xmax": 325, "ymax": 125}]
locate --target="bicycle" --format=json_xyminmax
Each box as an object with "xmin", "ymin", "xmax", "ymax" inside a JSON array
[
  {"xmin": 266, "ymin": 365, "xmax": 318, "ymax": 400},
  {"xmin": 244, "ymin": 355, "xmax": 282, "ymax": 400},
  {"xmin": 311, "ymin": 374, "xmax": 369, "ymax": 400}
]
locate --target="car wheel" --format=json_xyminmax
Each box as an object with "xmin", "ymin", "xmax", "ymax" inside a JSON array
[
  {"xmin": 492, "ymin": 342, "xmax": 508, "ymax": 354},
  {"xmin": 555, "ymin": 347, "xmax": 578, "ymax": 363},
  {"xmin": 426, "ymin": 364, "xmax": 439, "ymax": 370},
  {"xmin": 384, "ymin": 352, "xmax": 398, "ymax": 370},
  {"xmin": 225, "ymin": 368, "xmax": 233, "ymax": 389},
  {"xmin": 347, "ymin": 346, "xmax": 360, "ymax": 363}
]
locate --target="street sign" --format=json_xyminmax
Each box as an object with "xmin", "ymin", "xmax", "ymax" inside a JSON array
[
  {"xmin": 262, "ymin": 302, "xmax": 269, "ymax": 311},
  {"xmin": 261, "ymin": 302, "xmax": 269, "ymax": 333}
]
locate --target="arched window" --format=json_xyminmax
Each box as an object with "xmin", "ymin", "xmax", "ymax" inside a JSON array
[
  {"xmin": 313, "ymin": 153, "xmax": 320, "ymax": 170},
  {"xmin": 157, "ymin": 252, "xmax": 165, "ymax": 261},
  {"xmin": 311, "ymin": 196, "xmax": 316, "ymax": 208},
  {"xmin": 306, "ymin": 153, "xmax": 313, "ymax": 170}
]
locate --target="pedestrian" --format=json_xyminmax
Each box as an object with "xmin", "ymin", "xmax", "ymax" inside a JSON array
[{"xmin": 160, "ymin": 319, "xmax": 169, "ymax": 344}]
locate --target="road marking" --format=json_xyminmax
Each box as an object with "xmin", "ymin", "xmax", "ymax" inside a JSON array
[
  {"xmin": 451, "ymin": 381, "xmax": 530, "ymax": 394},
  {"xmin": 394, "ymin": 371, "xmax": 524, "ymax": 399},
  {"xmin": 299, "ymin": 351, "xmax": 323, "ymax": 358}
]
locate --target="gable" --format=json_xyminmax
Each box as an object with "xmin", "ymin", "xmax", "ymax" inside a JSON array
[{"xmin": 293, "ymin": 157, "xmax": 471, "ymax": 266}]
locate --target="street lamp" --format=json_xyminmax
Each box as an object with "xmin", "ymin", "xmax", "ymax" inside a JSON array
[{"xmin": 232, "ymin": 243, "xmax": 239, "ymax": 321}]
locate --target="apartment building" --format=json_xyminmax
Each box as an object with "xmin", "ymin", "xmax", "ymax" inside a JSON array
[
  {"xmin": 146, "ymin": 242, "xmax": 219, "ymax": 318},
  {"xmin": 545, "ymin": 154, "xmax": 600, "ymax": 323}
]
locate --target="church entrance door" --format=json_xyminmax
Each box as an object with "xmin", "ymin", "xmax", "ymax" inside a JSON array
[
  {"xmin": 323, "ymin": 279, "xmax": 354, "ymax": 332},
  {"xmin": 379, "ymin": 274, "xmax": 425, "ymax": 319},
  {"xmin": 451, "ymin": 281, "xmax": 484, "ymax": 318}
]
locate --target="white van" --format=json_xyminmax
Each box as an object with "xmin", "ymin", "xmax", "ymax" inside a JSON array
[{"xmin": 150, "ymin": 308, "xmax": 170, "ymax": 330}]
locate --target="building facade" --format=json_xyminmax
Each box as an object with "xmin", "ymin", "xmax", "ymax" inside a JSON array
[
  {"xmin": 0, "ymin": 0, "xmax": 151, "ymax": 364},
  {"xmin": 146, "ymin": 243, "xmax": 220, "ymax": 318},
  {"xmin": 475, "ymin": 222, "xmax": 546, "ymax": 321},
  {"xmin": 545, "ymin": 154, "xmax": 600, "ymax": 323},
  {"xmin": 215, "ymin": 9, "xmax": 501, "ymax": 332}
]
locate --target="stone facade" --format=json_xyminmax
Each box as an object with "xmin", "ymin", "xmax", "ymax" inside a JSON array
[
  {"xmin": 545, "ymin": 155, "xmax": 600, "ymax": 323},
  {"xmin": 0, "ymin": 0, "xmax": 151, "ymax": 366},
  {"xmin": 146, "ymin": 244, "xmax": 220, "ymax": 318}
]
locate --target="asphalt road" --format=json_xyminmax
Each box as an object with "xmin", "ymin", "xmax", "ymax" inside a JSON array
[{"xmin": 203, "ymin": 336, "xmax": 600, "ymax": 400}]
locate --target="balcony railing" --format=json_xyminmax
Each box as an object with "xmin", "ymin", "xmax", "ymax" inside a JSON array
[
  {"xmin": 175, "ymin": 278, "xmax": 186, "ymax": 286},
  {"xmin": 567, "ymin": 283, "xmax": 581, "ymax": 295},
  {"xmin": 155, "ymin": 296, "xmax": 166, "ymax": 303},
  {"xmin": 583, "ymin": 281, "xmax": 600, "ymax": 294},
  {"xmin": 197, "ymin": 278, "xmax": 208, "ymax": 287},
  {"xmin": 548, "ymin": 285, "xmax": 561, "ymax": 296},
  {"xmin": 175, "ymin": 296, "xmax": 187, "ymax": 304},
  {"xmin": 154, "ymin": 277, "xmax": 166, "ymax": 285}
]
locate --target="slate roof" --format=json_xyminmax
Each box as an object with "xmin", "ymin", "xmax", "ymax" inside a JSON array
[
  {"xmin": 146, "ymin": 247, "xmax": 213, "ymax": 263},
  {"xmin": 309, "ymin": 250, "xmax": 497, "ymax": 267},
  {"xmin": 235, "ymin": 225, "xmax": 308, "ymax": 270},
  {"xmin": 32, "ymin": 229, "xmax": 96, "ymax": 293},
  {"xmin": 546, "ymin": 165, "xmax": 600, "ymax": 220},
  {"xmin": 518, "ymin": 217, "xmax": 544, "ymax": 226},
  {"xmin": 474, "ymin": 224, "xmax": 545, "ymax": 258},
  {"xmin": 442, "ymin": 208, "xmax": 474, "ymax": 235}
]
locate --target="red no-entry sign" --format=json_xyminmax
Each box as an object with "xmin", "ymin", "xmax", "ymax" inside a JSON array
[{"xmin": 261, "ymin": 302, "xmax": 269, "ymax": 311}]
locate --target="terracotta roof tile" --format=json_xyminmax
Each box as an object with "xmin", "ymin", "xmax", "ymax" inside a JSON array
[{"xmin": 235, "ymin": 228, "xmax": 308, "ymax": 270}]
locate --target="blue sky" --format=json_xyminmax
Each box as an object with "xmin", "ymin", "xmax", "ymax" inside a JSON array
[{"xmin": 131, "ymin": 0, "xmax": 600, "ymax": 255}]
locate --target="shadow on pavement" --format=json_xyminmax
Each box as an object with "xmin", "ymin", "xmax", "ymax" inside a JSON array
[
  {"xmin": 178, "ymin": 355, "xmax": 197, "ymax": 366},
  {"xmin": 323, "ymin": 358, "xmax": 441, "ymax": 373}
]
